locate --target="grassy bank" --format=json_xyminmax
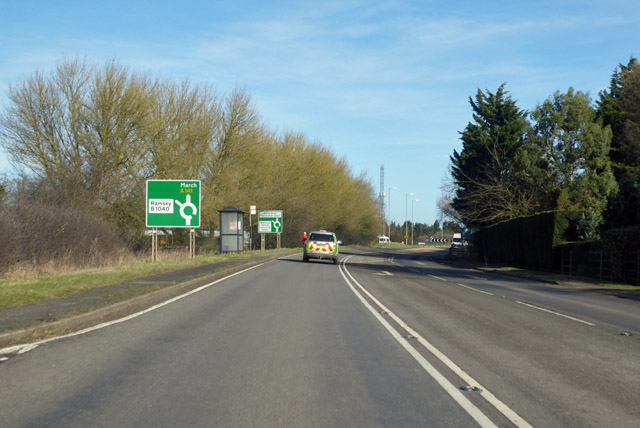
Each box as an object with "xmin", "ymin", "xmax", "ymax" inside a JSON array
[{"xmin": 0, "ymin": 249, "xmax": 297, "ymax": 310}]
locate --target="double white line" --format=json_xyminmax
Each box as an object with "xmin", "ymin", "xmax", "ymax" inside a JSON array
[{"xmin": 339, "ymin": 255, "xmax": 533, "ymax": 428}]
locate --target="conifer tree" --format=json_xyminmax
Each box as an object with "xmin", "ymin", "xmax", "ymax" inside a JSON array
[{"xmin": 450, "ymin": 84, "xmax": 531, "ymax": 226}]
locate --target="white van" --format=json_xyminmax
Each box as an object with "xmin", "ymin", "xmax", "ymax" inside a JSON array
[
  {"xmin": 452, "ymin": 233, "xmax": 463, "ymax": 248},
  {"xmin": 378, "ymin": 235, "xmax": 390, "ymax": 243}
]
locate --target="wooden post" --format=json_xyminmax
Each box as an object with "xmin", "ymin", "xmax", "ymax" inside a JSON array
[
  {"xmin": 189, "ymin": 228, "xmax": 195, "ymax": 258},
  {"xmin": 152, "ymin": 228, "xmax": 158, "ymax": 263}
]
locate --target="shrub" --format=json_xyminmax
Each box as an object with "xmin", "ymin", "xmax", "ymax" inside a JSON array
[{"xmin": 0, "ymin": 201, "xmax": 129, "ymax": 275}]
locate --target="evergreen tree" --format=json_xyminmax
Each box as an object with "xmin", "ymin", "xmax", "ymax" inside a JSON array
[
  {"xmin": 597, "ymin": 58, "xmax": 640, "ymax": 228},
  {"xmin": 450, "ymin": 84, "xmax": 531, "ymax": 227},
  {"xmin": 530, "ymin": 88, "xmax": 617, "ymax": 239}
]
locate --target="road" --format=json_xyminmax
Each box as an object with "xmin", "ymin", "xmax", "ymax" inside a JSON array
[{"xmin": 1, "ymin": 247, "xmax": 638, "ymax": 427}]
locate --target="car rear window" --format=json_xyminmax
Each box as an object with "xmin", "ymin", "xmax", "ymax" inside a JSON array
[{"xmin": 310, "ymin": 233, "xmax": 334, "ymax": 242}]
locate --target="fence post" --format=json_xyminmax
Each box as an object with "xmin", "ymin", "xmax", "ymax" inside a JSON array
[
  {"xmin": 570, "ymin": 250, "xmax": 573, "ymax": 275},
  {"xmin": 599, "ymin": 250, "xmax": 603, "ymax": 281}
]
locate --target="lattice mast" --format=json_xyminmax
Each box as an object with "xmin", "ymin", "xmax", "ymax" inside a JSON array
[{"xmin": 380, "ymin": 165, "xmax": 385, "ymax": 236}]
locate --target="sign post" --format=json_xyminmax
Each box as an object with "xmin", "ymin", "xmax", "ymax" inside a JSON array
[
  {"xmin": 151, "ymin": 228, "xmax": 158, "ymax": 263},
  {"xmin": 146, "ymin": 180, "xmax": 201, "ymax": 260},
  {"xmin": 258, "ymin": 210, "xmax": 283, "ymax": 250},
  {"xmin": 250, "ymin": 205, "xmax": 256, "ymax": 251}
]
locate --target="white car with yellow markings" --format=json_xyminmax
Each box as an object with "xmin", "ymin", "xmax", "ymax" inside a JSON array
[{"xmin": 303, "ymin": 230, "xmax": 340, "ymax": 264}]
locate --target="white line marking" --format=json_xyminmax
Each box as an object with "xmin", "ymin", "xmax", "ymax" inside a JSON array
[
  {"xmin": 464, "ymin": 274, "xmax": 486, "ymax": 280},
  {"xmin": 375, "ymin": 271, "xmax": 394, "ymax": 276},
  {"xmin": 409, "ymin": 269, "xmax": 421, "ymax": 273},
  {"xmin": 516, "ymin": 301, "xmax": 595, "ymax": 326},
  {"xmin": 457, "ymin": 283, "xmax": 494, "ymax": 296},
  {"xmin": 340, "ymin": 256, "xmax": 532, "ymax": 428},
  {"xmin": 0, "ymin": 264, "xmax": 265, "ymax": 356},
  {"xmin": 428, "ymin": 274, "xmax": 447, "ymax": 281}
]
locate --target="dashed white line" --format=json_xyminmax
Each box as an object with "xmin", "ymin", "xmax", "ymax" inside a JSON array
[
  {"xmin": 516, "ymin": 301, "xmax": 595, "ymax": 326},
  {"xmin": 457, "ymin": 283, "xmax": 494, "ymax": 295}
]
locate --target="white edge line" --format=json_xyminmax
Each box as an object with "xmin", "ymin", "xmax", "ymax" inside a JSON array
[
  {"xmin": 341, "ymin": 255, "xmax": 533, "ymax": 428},
  {"xmin": 516, "ymin": 301, "xmax": 595, "ymax": 326},
  {"xmin": 0, "ymin": 263, "xmax": 265, "ymax": 356}
]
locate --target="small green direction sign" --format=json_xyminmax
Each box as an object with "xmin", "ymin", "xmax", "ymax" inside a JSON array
[
  {"xmin": 258, "ymin": 210, "xmax": 283, "ymax": 233},
  {"xmin": 146, "ymin": 180, "xmax": 201, "ymax": 228}
]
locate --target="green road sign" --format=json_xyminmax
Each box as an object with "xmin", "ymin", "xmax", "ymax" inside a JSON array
[
  {"xmin": 146, "ymin": 180, "xmax": 201, "ymax": 228},
  {"xmin": 258, "ymin": 210, "xmax": 283, "ymax": 233}
]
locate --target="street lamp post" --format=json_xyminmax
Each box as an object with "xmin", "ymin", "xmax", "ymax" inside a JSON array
[
  {"xmin": 405, "ymin": 192, "xmax": 413, "ymax": 244},
  {"xmin": 411, "ymin": 199, "xmax": 419, "ymax": 245},
  {"xmin": 388, "ymin": 186, "xmax": 397, "ymax": 243}
]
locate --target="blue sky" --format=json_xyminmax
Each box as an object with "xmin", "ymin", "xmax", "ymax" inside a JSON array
[{"xmin": 1, "ymin": 0, "xmax": 638, "ymax": 226}]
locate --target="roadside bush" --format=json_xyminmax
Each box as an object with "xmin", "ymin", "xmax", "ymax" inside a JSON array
[{"xmin": 0, "ymin": 201, "xmax": 129, "ymax": 276}]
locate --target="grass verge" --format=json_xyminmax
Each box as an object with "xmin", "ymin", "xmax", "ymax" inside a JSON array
[{"xmin": 0, "ymin": 249, "xmax": 297, "ymax": 310}]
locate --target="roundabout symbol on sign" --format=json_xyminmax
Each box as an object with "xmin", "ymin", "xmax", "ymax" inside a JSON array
[{"xmin": 175, "ymin": 194, "xmax": 198, "ymax": 226}]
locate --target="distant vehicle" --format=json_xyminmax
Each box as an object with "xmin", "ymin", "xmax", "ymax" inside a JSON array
[
  {"xmin": 452, "ymin": 233, "xmax": 463, "ymax": 248},
  {"xmin": 303, "ymin": 230, "xmax": 341, "ymax": 265},
  {"xmin": 378, "ymin": 235, "xmax": 390, "ymax": 243}
]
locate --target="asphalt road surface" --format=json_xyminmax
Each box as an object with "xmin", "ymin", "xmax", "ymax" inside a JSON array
[{"xmin": 1, "ymin": 248, "xmax": 638, "ymax": 427}]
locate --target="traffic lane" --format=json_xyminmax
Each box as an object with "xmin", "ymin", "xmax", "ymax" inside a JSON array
[
  {"xmin": 0, "ymin": 256, "xmax": 480, "ymax": 428},
  {"xmin": 389, "ymin": 253, "xmax": 640, "ymax": 335},
  {"xmin": 344, "ymin": 251, "xmax": 640, "ymax": 428}
]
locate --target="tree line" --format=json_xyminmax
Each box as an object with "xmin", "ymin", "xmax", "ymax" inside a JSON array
[
  {"xmin": 0, "ymin": 57, "xmax": 381, "ymax": 271},
  {"xmin": 386, "ymin": 220, "xmax": 460, "ymax": 243},
  {"xmin": 445, "ymin": 58, "xmax": 639, "ymax": 242}
]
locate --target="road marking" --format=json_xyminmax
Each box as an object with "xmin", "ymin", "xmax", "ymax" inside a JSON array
[
  {"xmin": 375, "ymin": 271, "xmax": 394, "ymax": 276},
  {"xmin": 457, "ymin": 283, "xmax": 494, "ymax": 296},
  {"xmin": 464, "ymin": 274, "xmax": 486, "ymax": 280},
  {"xmin": 428, "ymin": 274, "xmax": 447, "ymax": 281},
  {"xmin": 516, "ymin": 301, "xmax": 595, "ymax": 326},
  {"xmin": 340, "ymin": 256, "xmax": 532, "ymax": 428},
  {"xmin": 409, "ymin": 269, "xmax": 421, "ymax": 274},
  {"xmin": 0, "ymin": 264, "xmax": 265, "ymax": 356}
]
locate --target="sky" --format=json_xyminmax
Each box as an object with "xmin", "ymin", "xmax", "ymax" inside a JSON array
[{"xmin": 0, "ymin": 0, "xmax": 639, "ymax": 227}]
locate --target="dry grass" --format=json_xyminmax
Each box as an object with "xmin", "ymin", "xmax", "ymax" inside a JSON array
[
  {"xmin": 2, "ymin": 248, "xmax": 141, "ymax": 279},
  {"xmin": 0, "ymin": 249, "xmax": 294, "ymax": 310}
]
